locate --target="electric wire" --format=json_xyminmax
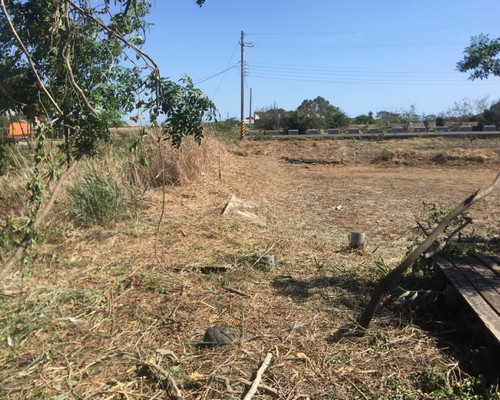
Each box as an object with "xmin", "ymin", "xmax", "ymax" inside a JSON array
[
  {"xmin": 252, "ymin": 41, "xmax": 467, "ymax": 49},
  {"xmin": 194, "ymin": 64, "xmax": 239, "ymax": 84},
  {"xmin": 245, "ymin": 61, "xmax": 500, "ymax": 86},
  {"xmin": 246, "ymin": 24, "xmax": 500, "ymax": 36},
  {"xmin": 211, "ymin": 42, "xmax": 239, "ymax": 99}
]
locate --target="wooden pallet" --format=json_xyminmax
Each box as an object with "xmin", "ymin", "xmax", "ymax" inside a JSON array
[{"xmin": 433, "ymin": 254, "xmax": 500, "ymax": 344}]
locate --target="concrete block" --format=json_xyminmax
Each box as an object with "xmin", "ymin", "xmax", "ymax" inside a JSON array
[{"xmin": 390, "ymin": 127, "xmax": 404, "ymax": 133}]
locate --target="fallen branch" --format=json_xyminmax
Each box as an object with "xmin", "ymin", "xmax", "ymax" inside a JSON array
[
  {"xmin": 242, "ymin": 353, "xmax": 273, "ymax": 400},
  {"xmin": 126, "ymin": 355, "xmax": 183, "ymax": 399},
  {"xmin": 237, "ymin": 377, "xmax": 278, "ymax": 396},
  {"xmin": 282, "ymin": 156, "xmax": 342, "ymax": 165},
  {"xmin": 224, "ymin": 286, "xmax": 252, "ymax": 298},
  {"xmin": 423, "ymin": 216, "xmax": 472, "ymax": 259},
  {"xmin": 357, "ymin": 171, "xmax": 500, "ymax": 329}
]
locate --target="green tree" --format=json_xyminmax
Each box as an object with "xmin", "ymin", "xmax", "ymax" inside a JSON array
[
  {"xmin": 254, "ymin": 103, "xmax": 293, "ymax": 131},
  {"xmin": 0, "ymin": 0, "xmax": 215, "ymax": 156},
  {"xmin": 353, "ymin": 111, "xmax": 375, "ymax": 125},
  {"xmin": 293, "ymin": 96, "xmax": 348, "ymax": 132},
  {"xmin": 457, "ymin": 34, "xmax": 500, "ymax": 80},
  {"xmin": 483, "ymin": 99, "xmax": 500, "ymax": 128},
  {"xmin": 0, "ymin": 0, "xmax": 215, "ymax": 281},
  {"xmin": 376, "ymin": 110, "xmax": 401, "ymax": 124}
]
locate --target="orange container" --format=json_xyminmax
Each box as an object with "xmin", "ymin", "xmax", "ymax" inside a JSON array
[{"xmin": 9, "ymin": 120, "xmax": 31, "ymax": 139}]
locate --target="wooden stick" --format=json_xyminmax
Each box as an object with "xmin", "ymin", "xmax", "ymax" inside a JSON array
[
  {"xmin": 242, "ymin": 353, "xmax": 273, "ymax": 400},
  {"xmin": 252, "ymin": 243, "xmax": 276, "ymax": 268},
  {"xmin": 126, "ymin": 356, "xmax": 182, "ymax": 399},
  {"xmin": 237, "ymin": 378, "xmax": 278, "ymax": 395},
  {"xmin": 224, "ymin": 286, "xmax": 251, "ymax": 298}
]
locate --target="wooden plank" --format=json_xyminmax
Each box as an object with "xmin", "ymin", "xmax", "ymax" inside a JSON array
[
  {"xmin": 476, "ymin": 253, "xmax": 500, "ymax": 277},
  {"xmin": 457, "ymin": 257, "xmax": 500, "ymax": 315},
  {"xmin": 468, "ymin": 255, "xmax": 500, "ymax": 295},
  {"xmin": 434, "ymin": 256, "xmax": 500, "ymax": 344}
]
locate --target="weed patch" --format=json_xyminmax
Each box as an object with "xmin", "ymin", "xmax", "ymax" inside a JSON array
[{"xmin": 67, "ymin": 169, "xmax": 134, "ymax": 225}]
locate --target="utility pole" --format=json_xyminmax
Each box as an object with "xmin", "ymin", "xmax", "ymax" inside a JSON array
[
  {"xmin": 240, "ymin": 31, "xmax": 245, "ymax": 140},
  {"xmin": 249, "ymin": 87, "xmax": 252, "ymax": 130},
  {"xmin": 240, "ymin": 31, "xmax": 253, "ymax": 140}
]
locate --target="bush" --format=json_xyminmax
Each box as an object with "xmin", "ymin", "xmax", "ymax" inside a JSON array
[
  {"xmin": 433, "ymin": 151, "xmax": 449, "ymax": 164},
  {"xmin": 67, "ymin": 169, "xmax": 132, "ymax": 225},
  {"xmin": 373, "ymin": 148, "xmax": 394, "ymax": 162}
]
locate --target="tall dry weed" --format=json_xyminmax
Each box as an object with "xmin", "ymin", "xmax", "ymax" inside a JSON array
[
  {"xmin": 0, "ymin": 145, "xmax": 36, "ymax": 221},
  {"xmin": 129, "ymin": 133, "xmax": 224, "ymax": 190}
]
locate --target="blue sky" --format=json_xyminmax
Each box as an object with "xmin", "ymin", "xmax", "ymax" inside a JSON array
[{"xmin": 143, "ymin": 0, "xmax": 500, "ymax": 120}]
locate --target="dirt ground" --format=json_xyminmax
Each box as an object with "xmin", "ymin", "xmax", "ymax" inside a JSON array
[{"xmin": 1, "ymin": 136, "xmax": 499, "ymax": 399}]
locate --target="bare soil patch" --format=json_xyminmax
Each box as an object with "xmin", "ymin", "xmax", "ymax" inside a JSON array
[{"xmin": 1, "ymin": 137, "xmax": 499, "ymax": 399}]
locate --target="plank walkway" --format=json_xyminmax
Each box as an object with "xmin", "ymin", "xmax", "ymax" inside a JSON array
[{"xmin": 433, "ymin": 254, "xmax": 500, "ymax": 344}]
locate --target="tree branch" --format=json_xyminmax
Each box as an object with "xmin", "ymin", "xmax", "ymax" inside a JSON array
[
  {"xmin": 67, "ymin": 0, "xmax": 159, "ymax": 71},
  {"xmin": 62, "ymin": 1, "xmax": 99, "ymax": 116},
  {"xmin": 423, "ymin": 216, "xmax": 472, "ymax": 259}
]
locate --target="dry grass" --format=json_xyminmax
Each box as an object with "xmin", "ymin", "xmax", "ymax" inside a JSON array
[
  {"xmin": 1, "ymin": 136, "xmax": 499, "ymax": 399},
  {"xmin": 129, "ymin": 133, "xmax": 224, "ymax": 190}
]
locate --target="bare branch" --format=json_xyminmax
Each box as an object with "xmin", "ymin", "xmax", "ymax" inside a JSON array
[
  {"xmin": 423, "ymin": 216, "xmax": 472, "ymax": 259},
  {"xmin": 416, "ymin": 220, "xmax": 431, "ymax": 237},
  {"xmin": 62, "ymin": 2, "xmax": 99, "ymax": 116}
]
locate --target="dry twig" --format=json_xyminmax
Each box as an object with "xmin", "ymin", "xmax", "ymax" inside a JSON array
[{"xmin": 242, "ymin": 352, "xmax": 273, "ymax": 400}]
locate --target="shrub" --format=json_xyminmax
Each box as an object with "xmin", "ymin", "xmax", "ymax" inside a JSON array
[
  {"xmin": 67, "ymin": 169, "xmax": 131, "ymax": 225},
  {"xmin": 433, "ymin": 151, "xmax": 449, "ymax": 164},
  {"xmin": 373, "ymin": 148, "xmax": 394, "ymax": 162}
]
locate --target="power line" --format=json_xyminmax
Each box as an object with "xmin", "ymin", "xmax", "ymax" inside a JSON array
[
  {"xmin": 246, "ymin": 25, "xmax": 499, "ymax": 36},
  {"xmin": 194, "ymin": 64, "xmax": 239, "ymax": 84},
  {"xmin": 252, "ymin": 41, "xmax": 466, "ymax": 50},
  {"xmin": 247, "ymin": 72, "xmax": 500, "ymax": 86},
  {"xmin": 212, "ymin": 42, "xmax": 239, "ymax": 99},
  {"xmin": 245, "ymin": 61, "xmax": 500, "ymax": 85},
  {"xmin": 248, "ymin": 62, "xmax": 460, "ymax": 78}
]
